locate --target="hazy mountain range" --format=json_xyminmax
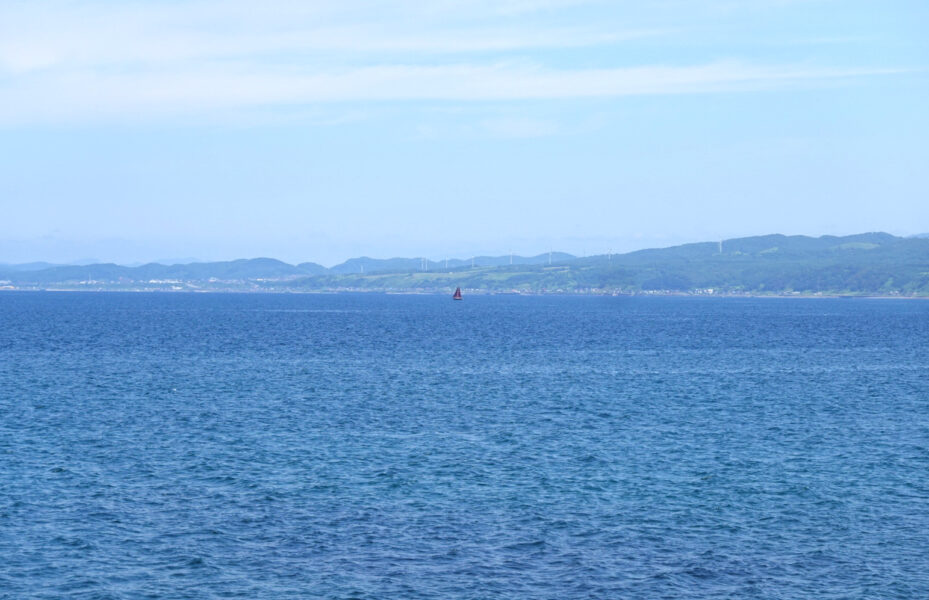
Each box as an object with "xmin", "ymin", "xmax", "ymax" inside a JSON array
[
  {"xmin": 0, "ymin": 252, "xmax": 571, "ymax": 283},
  {"xmin": 2, "ymin": 233, "xmax": 928, "ymax": 296}
]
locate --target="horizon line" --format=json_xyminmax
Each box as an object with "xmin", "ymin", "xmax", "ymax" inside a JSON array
[{"xmin": 3, "ymin": 230, "xmax": 923, "ymax": 270}]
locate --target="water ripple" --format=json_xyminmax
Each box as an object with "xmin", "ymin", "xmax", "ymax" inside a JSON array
[{"xmin": 1, "ymin": 292, "xmax": 928, "ymax": 598}]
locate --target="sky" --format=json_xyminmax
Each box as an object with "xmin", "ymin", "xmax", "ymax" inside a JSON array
[{"xmin": 0, "ymin": 0, "xmax": 927, "ymax": 266}]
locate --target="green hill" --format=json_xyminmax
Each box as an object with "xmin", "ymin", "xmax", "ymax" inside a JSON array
[
  {"xmin": 2, "ymin": 233, "xmax": 928, "ymax": 295},
  {"xmin": 288, "ymin": 233, "xmax": 929, "ymax": 296}
]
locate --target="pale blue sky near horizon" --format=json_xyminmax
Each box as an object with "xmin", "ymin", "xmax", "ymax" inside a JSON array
[{"xmin": 1, "ymin": 0, "xmax": 927, "ymax": 266}]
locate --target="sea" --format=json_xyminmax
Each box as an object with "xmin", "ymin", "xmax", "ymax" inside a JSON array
[{"xmin": 1, "ymin": 291, "xmax": 928, "ymax": 599}]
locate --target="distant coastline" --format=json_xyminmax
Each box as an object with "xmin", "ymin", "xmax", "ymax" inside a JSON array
[
  {"xmin": 2, "ymin": 232, "xmax": 928, "ymax": 297},
  {"xmin": 2, "ymin": 288, "xmax": 927, "ymax": 301}
]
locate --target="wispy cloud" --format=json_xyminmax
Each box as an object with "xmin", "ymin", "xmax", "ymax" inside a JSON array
[
  {"xmin": 0, "ymin": 0, "xmax": 909, "ymax": 125},
  {"xmin": 0, "ymin": 0, "xmax": 631, "ymax": 73},
  {"xmin": 0, "ymin": 26, "xmax": 656, "ymax": 74},
  {"xmin": 1, "ymin": 60, "xmax": 906, "ymax": 125}
]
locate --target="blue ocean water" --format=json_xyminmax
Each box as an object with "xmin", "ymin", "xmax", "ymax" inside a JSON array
[{"xmin": 1, "ymin": 292, "xmax": 928, "ymax": 599}]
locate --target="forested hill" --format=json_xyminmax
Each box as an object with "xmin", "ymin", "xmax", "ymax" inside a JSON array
[
  {"xmin": 575, "ymin": 232, "xmax": 929, "ymax": 294},
  {"xmin": 2, "ymin": 233, "xmax": 928, "ymax": 295},
  {"xmin": 287, "ymin": 232, "xmax": 929, "ymax": 296}
]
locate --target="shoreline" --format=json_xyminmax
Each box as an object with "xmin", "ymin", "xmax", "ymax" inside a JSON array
[{"xmin": 1, "ymin": 287, "xmax": 927, "ymax": 300}]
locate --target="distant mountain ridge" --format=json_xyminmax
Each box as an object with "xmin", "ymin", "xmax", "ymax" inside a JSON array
[
  {"xmin": 0, "ymin": 261, "xmax": 63, "ymax": 272},
  {"xmin": 0, "ymin": 258, "xmax": 327, "ymax": 284},
  {"xmin": 328, "ymin": 252, "xmax": 575, "ymax": 274},
  {"xmin": 0, "ymin": 252, "xmax": 575, "ymax": 282},
  {"xmin": 2, "ymin": 233, "xmax": 928, "ymax": 295}
]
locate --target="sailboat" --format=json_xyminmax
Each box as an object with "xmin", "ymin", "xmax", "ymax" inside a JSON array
[{"xmin": 453, "ymin": 286, "xmax": 462, "ymax": 300}]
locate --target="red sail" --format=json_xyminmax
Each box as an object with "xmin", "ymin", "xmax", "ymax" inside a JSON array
[{"xmin": 453, "ymin": 287, "xmax": 462, "ymax": 300}]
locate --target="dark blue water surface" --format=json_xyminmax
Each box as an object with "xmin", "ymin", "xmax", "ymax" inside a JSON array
[{"xmin": 2, "ymin": 292, "xmax": 928, "ymax": 599}]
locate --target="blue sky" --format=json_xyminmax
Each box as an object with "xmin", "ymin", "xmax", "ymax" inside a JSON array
[{"xmin": 1, "ymin": 0, "xmax": 926, "ymax": 265}]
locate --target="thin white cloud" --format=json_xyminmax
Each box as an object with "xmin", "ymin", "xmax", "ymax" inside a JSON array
[
  {"xmin": 0, "ymin": 26, "xmax": 656, "ymax": 74},
  {"xmin": 0, "ymin": 60, "xmax": 905, "ymax": 125},
  {"xmin": 0, "ymin": 0, "xmax": 629, "ymax": 73},
  {"xmin": 0, "ymin": 0, "xmax": 910, "ymax": 125}
]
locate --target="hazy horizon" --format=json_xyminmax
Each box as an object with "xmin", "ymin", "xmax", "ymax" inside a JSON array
[{"xmin": 2, "ymin": 229, "xmax": 926, "ymax": 269}]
